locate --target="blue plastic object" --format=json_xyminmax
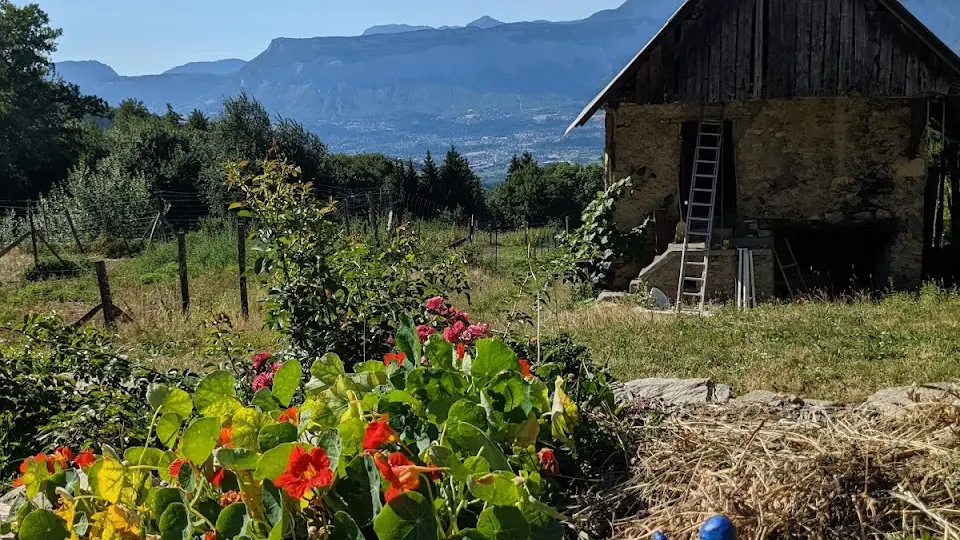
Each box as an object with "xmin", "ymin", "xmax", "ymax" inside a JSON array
[
  {"xmin": 699, "ymin": 515, "xmax": 736, "ymax": 540},
  {"xmin": 653, "ymin": 531, "xmax": 668, "ymax": 540}
]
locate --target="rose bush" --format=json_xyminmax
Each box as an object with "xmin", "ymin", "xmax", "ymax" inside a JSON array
[{"xmin": 1, "ymin": 309, "xmax": 577, "ymax": 540}]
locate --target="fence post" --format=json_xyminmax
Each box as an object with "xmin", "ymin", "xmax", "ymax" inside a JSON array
[
  {"xmin": 177, "ymin": 231, "xmax": 189, "ymax": 316},
  {"xmin": 65, "ymin": 207, "xmax": 84, "ymax": 253},
  {"xmin": 494, "ymin": 229, "xmax": 499, "ymax": 268},
  {"xmin": 237, "ymin": 221, "xmax": 249, "ymax": 320},
  {"xmin": 94, "ymin": 261, "xmax": 117, "ymax": 327},
  {"xmin": 27, "ymin": 205, "xmax": 39, "ymax": 267},
  {"xmin": 565, "ymin": 216, "xmax": 570, "ymax": 234},
  {"xmin": 367, "ymin": 193, "xmax": 379, "ymax": 246}
]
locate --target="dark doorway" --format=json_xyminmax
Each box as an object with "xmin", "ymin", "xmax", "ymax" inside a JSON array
[
  {"xmin": 679, "ymin": 120, "xmax": 738, "ymax": 230},
  {"xmin": 776, "ymin": 228, "xmax": 893, "ymax": 296}
]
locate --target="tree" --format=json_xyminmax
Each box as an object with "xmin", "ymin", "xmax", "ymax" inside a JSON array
[
  {"xmin": 212, "ymin": 91, "xmax": 272, "ymax": 162},
  {"xmin": 271, "ymin": 117, "xmax": 330, "ymax": 184},
  {"xmin": 437, "ymin": 146, "xmax": 484, "ymax": 215},
  {"xmin": 186, "ymin": 110, "xmax": 210, "ymax": 131},
  {"xmin": 419, "ymin": 150, "xmax": 440, "ymax": 202},
  {"xmin": 163, "ymin": 104, "xmax": 183, "ymax": 126},
  {"xmin": 0, "ymin": 1, "xmax": 107, "ymax": 199},
  {"xmin": 488, "ymin": 156, "xmax": 604, "ymax": 227}
]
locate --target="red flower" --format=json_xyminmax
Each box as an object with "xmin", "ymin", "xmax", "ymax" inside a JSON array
[
  {"xmin": 11, "ymin": 477, "xmax": 23, "ymax": 487},
  {"xmin": 204, "ymin": 531, "xmax": 217, "ymax": 540},
  {"xmin": 457, "ymin": 342, "xmax": 465, "ymax": 360},
  {"xmin": 271, "ymin": 362, "xmax": 283, "ymax": 373},
  {"xmin": 218, "ymin": 426, "xmax": 234, "ymax": 448},
  {"xmin": 168, "ymin": 458, "xmax": 187, "ymax": 479},
  {"xmin": 425, "ymin": 296, "xmax": 445, "ymax": 312},
  {"xmin": 74, "ymin": 449, "xmax": 96, "ymax": 468},
  {"xmin": 52, "ymin": 447, "xmax": 73, "ymax": 469},
  {"xmin": 278, "ymin": 407, "xmax": 299, "ymax": 426},
  {"xmin": 383, "ymin": 352, "xmax": 406, "ymax": 367},
  {"xmin": 252, "ymin": 371, "xmax": 274, "ymax": 392},
  {"xmin": 373, "ymin": 452, "xmax": 445, "ymax": 503},
  {"xmin": 362, "ymin": 416, "xmax": 399, "ymax": 450},
  {"xmin": 211, "ymin": 467, "xmax": 226, "ymax": 488},
  {"xmin": 274, "ymin": 446, "xmax": 334, "ymax": 500},
  {"xmin": 252, "ymin": 351, "xmax": 272, "ymax": 370},
  {"xmin": 518, "ymin": 359, "xmax": 533, "ymax": 379},
  {"xmin": 538, "ymin": 448, "xmax": 559, "ymax": 475},
  {"xmin": 219, "ymin": 491, "xmax": 242, "ymax": 507},
  {"xmin": 416, "ymin": 325, "xmax": 436, "ymax": 342}
]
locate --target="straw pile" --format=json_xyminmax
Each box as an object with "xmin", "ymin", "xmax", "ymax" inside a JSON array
[{"xmin": 597, "ymin": 404, "xmax": 960, "ymax": 540}]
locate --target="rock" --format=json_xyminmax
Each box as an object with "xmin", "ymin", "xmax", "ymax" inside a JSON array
[
  {"xmin": 0, "ymin": 487, "xmax": 26, "ymax": 523},
  {"xmin": 597, "ymin": 291, "xmax": 628, "ymax": 303},
  {"xmin": 650, "ymin": 287, "xmax": 671, "ymax": 308},
  {"xmin": 732, "ymin": 390, "xmax": 803, "ymax": 407},
  {"xmin": 615, "ymin": 378, "xmax": 733, "ymax": 406},
  {"xmin": 866, "ymin": 383, "xmax": 960, "ymax": 413}
]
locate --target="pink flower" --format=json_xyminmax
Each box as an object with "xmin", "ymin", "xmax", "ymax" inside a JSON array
[
  {"xmin": 271, "ymin": 362, "xmax": 283, "ymax": 373},
  {"xmin": 387, "ymin": 336, "xmax": 395, "ymax": 346},
  {"xmin": 252, "ymin": 351, "xmax": 272, "ymax": 370},
  {"xmin": 252, "ymin": 372, "xmax": 274, "ymax": 392},
  {"xmin": 466, "ymin": 323, "xmax": 490, "ymax": 341},
  {"xmin": 442, "ymin": 321, "xmax": 467, "ymax": 343},
  {"xmin": 425, "ymin": 296, "xmax": 445, "ymax": 312},
  {"xmin": 417, "ymin": 324, "xmax": 436, "ymax": 342}
]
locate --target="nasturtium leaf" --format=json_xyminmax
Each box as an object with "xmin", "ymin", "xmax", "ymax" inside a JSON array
[
  {"xmin": 424, "ymin": 333, "xmax": 454, "ymax": 370},
  {"xmin": 550, "ymin": 376, "xmax": 580, "ymax": 455},
  {"xmin": 179, "ymin": 417, "xmax": 221, "ymax": 465},
  {"xmin": 477, "ymin": 506, "xmax": 529, "ymax": 540},
  {"xmin": 157, "ymin": 452, "xmax": 175, "ymax": 483},
  {"xmin": 216, "ymin": 448, "xmax": 260, "ymax": 471},
  {"xmin": 258, "ymin": 422, "xmax": 299, "ymax": 452},
  {"xmin": 255, "ymin": 443, "xmax": 304, "ymax": 481},
  {"xmin": 268, "ymin": 521, "xmax": 285, "ymax": 540},
  {"xmin": 123, "ymin": 447, "xmax": 165, "ymax": 467},
  {"xmin": 232, "ymin": 407, "xmax": 273, "ymax": 451},
  {"xmin": 147, "ymin": 384, "xmax": 193, "ymax": 418},
  {"xmin": 394, "ymin": 313, "xmax": 421, "ymax": 367},
  {"xmin": 93, "ymin": 458, "xmax": 126, "ymax": 504},
  {"xmin": 486, "ymin": 371, "xmax": 530, "ymax": 413},
  {"xmin": 506, "ymin": 413, "xmax": 540, "ymax": 448},
  {"xmin": 21, "ymin": 453, "xmax": 52, "ymax": 499},
  {"xmin": 18, "ymin": 509, "xmax": 68, "ymax": 540},
  {"xmin": 331, "ymin": 511, "xmax": 365, "ymax": 540},
  {"xmin": 528, "ymin": 379, "xmax": 551, "ymax": 414},
  {"xmin": 216, "ymin": 503, "xmax": 249, "ymax": 540},
  {"xmin": 467, "ymin": 472, "xmax": 521, "ymax": 506},
  {"xmin": 372, "ymin": 492, "xmax": 437, "ymax": 540},
  {"xmin": 334, "ymin": 454, "xmax": 382, "ymax": 527},
  {"xmin": 310, "ymin": 353, "xmax": 345, "ymax": 387},
  {"xmin": 319, "ymin": 429, "xmax": 343, "ymax": 474},
  {"xmin": 471, "ymin": 339, "xmax": 518, "ymax": 385},
  {"xmin": 177, "ymin": 462, "xmax": 197, "ymax": 493},
  {"xmin": 455, "ymin": 528, "xmax": 488, "ymax": 540},
  {"xmin": 447, "ymin": 400, "xmax": 487, "ymax": 430},
  {"xmin": 43, "ymin": 471, "xmax": 76, "ymax": 507},
  {"xmin": 156, "ymin": 413, "xmax": 182, "ymax": 449},
  {"xmin": 520, "ymin": 499, "xmax": 564, "ymax": 540},
  {"xmin": 158, "ymin": 502, "xmax": 191, "ymax": 540},
  {"xmin": 337, "ymin": 411, "xmax": 367, "ymax": 456},
  {"xmin": 272, "ymin": 359, "xmax": 302, "ymax": 407},
  {"xmin": 448, "ymin": 422, "xmax": 511, "ymax": 472},
  {"xmin": 148, "ymin": 488, "xmax": 186, "ymax": 520},
  {"xmin": 74, "ymin": 512, "xmax": 89, "ymax": 536},
  {"xmin": 262, "ymin": 480, "xmax": 283, "ymax": 527},
  {"xmin": 354, "ymin": 360, "xmax": 386, "ymax": 374},
  {"xmin": 195, "ymin": 370, "xmax": 240, "ymax": 417},
  {"xmin": 252, "ymin": 388, "xmax": 280, "ymax": 412},
  {"xmin": 464, "ymin": 456, "xmax": 490, "ymax": 476}
]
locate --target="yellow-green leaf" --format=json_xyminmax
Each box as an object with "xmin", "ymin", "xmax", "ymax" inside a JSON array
[
  {"xmin": 231, "ymin": 407, "xmax": 273, "ymax": 451},
  {"xmin": 94, "ymin": 459, "xmax": 126, "ymax": 504},
  {"xmin": 179, "ymin": 417, "xmax": 221, "ymax": 465}
]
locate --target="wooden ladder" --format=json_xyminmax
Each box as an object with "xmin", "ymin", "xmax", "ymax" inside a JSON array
[
  {"xmin": 676, "ymin": 120, "xmax": 723, "ymax": 314},
  {"xmin": 775, "ymin": 237, "xmax": 807, "ymax": 296}
]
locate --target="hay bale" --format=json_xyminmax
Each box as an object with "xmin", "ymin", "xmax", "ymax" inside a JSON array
[{"xmin": 606, "ymin": 405, "xmax": 960, "ymax": 540}]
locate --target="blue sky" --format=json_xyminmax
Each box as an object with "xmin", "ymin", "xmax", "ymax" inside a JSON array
[{"xmin": 31, "ymin": 0, "xmax": 625, "ymax": 75}]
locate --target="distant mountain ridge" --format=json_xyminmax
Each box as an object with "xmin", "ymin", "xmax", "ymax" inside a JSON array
[
  {"xmin": 54, "ymin": 0, "xmax": 960, "ymax": 175},
  {"xmin": 163, "ymin": 59, "xmax": 246, "ymax": 76}
]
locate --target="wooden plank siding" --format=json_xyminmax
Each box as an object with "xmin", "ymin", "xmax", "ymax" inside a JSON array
[{"xmin": 616, "ymin": 0, "xmax": 956, "ymax": 106}]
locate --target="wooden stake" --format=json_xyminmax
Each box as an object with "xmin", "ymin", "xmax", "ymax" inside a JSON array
[
  {"xmin": 27, "ymin": 205, "xmax": 39, "ymax": 267},
  {"xmin": 178, "ymin": 231, "xmax": 189, "ymax": 315},
  {"xmin": 95, "ymin": 261, "xmax": 117, "ymax": 327},
  {"xmin": 64, "ymin": 207, "xmax": 84, "ymax": 253},
  {"xmin": 238, "ymin": 221, "xmax": 249, "ymax": 320}
]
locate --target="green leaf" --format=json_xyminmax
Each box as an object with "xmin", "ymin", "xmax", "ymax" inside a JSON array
[
  {"xmin": 148, "ymin": 488, "xmax": 187, "ymax": 521},
  {"xmin": 447, "ymin": 400, "xmax": 487, "ymax": 431},
  {"xmin": 258, "ymin": 422, "xmax": 299, "ymax": 452},
  {"xmin": 310, "ymin": 353, "xmax": 345, "ymax": 388},
  {"xmin": 471, "ymin": 339, "xmax": 518, "ymax": 385},
  {"xmin": 550, "ymin": 376, "xmax": 580, "ymax": 455},
  {"xmin": 195, "ymin": 370, "xmax": 241, "ymax": 417},
  {"xmin": 232, "ymin": 407, "xmax": 273, "ymax": 451},
  {"xmin": 159, "ymin": 502, "xmax": 191, "ymax": 540},
  {"xmin": 464, "ymin": 456, "xmax": 490, "ymax": 476},
  {"xmin": 424, "ymin": 333, "xmax": 454, "ymax": 370},
  {"xmin": 373, "ymin": 492, "xmax": 438, "ymax": 540},
  {"xmin": 477, "ymin": 506, "xmax": 529, "ymax": 540},
  {"xmin": 467, "ymin": 472, "xmax": 521, "ymax": 506},
  {"xmin": 272, "ymin": 359, "xmax": 302, "ymax": 407},
  {"xmin": 147, "ymin": 384, "xmax": 193, "ymax": 418},
  {"xmin": 216, "ymin": 503, "xmax": 249, "ymax": 540},
  {"xmin": 337, "ymin": 413, "xmax": 367, "ymax": 456},
  {"xmin": 252, "ymin": 388, "xmax": 281, "ymax": 412},
  {"xmin": 334, "ymin": 454, "xmax": 382, "ymax": 527},
  {"xmin": 216, "ymin": 448, "xmax": 260, "ymax": 471},
  {"xmin": 319, "ymin": 429, "xmax": 343, "ymax": 474},
  {"xmin": 331, "ymin": 511, "xmax": 365, "ymax": 540},
  {"xmin": 262, "ymin": 480, "xmax": 284, "ymax": 527},
  {"xmin": 92, "ymin": 458, "xmax": 126, "ymax": 504},
  {"xmin": 178, "ymin": 462, "xmax": 197, "ymax": 493},
  {"xmin": 521, "ymin": 499, "xmax": 564, "ymax": 540},
  {"xmin": 448, "ymin": 422, "xmax": 511, "ymax": 472},
  {"xmin": 156, "ymin": 413, "xmax": 182, "ymax": 448},
  {"xmin": 506, "ymin": 413, "xmax": 540, "ymax": 448},
  {"xmin": 394, "ymin": 313, "xmax": 422, "ymax": 367},
  {"xmin": 18, "ymin": 509, "xmax": 68, "ymax": 540},
  {"xmin": 424, "ymin": 445, "xmax": 470, "ymax": 481},
  {"xmin": 485, "ymin": 371, "xmax": 531, "ymax": 413},
  {"xmin": 255, "ymin": 443, "xmax": 303, "ymax": 481},
  {"xmin": 123, "ymin": 447, "xmax": 165, "ymax": 467},
  {"xmin": 179, "ymin": 417, "xmax": 221, "ymax": 465}
]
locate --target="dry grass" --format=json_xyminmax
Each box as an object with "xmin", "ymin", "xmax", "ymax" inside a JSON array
[{"xmin": 599, "ymin": 403, "xmax": 960, "ymax": 540}]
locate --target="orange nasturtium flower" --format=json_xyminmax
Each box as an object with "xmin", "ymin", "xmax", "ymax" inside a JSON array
[
  {"xmin": 211, "ymin": 467, "xmax": 227, "ymax": 488},
  {"xmin": 457, "ymin": 342, "xmax": 466, "ymax": 360},
  {"xmin": 168, "ymin": 458, "xmax": 188, "ymax": 479},
  {"xmin": 383, "ymin": 351, "xmax": 407, "ymax": 367},
  {"xmin": 74, "ymin": 448, "xmax": 97, "ymax": 468},
  {"xmin": 362, "ymin": 416, "xmax": 399, "ymax": 450},
  {"xmin": 518, "ymin": 359, "xmax": 534, "ymax": 379},
  {"xmin": 204, "ymin": 531, "xmax": 217, "ymax": 540},
  {"xmin": 274, "ymin": 446, "xmax": 334, "ymax": 500},
  {"xmin": 52, "ymin": 447, "xmax": 73, "ymax": 469},
  {"xmin": 538, "ymin": 448, "xmax": 559, "ymax": 475},
  {"xmin": 218, "ymin": 426, "xmax": 234, "ymax": 448},
  {"xmin": 373, "ymin": 453, "xmax": 445, "ymax": 503},
  {"xmin": 278, "ymin": 407, "xmax": 299, "ymax": 426}
]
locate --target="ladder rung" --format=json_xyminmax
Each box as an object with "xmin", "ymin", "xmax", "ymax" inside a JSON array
[
  {"xmin": 694, "ymin": 173, "xmax": 716, "ymax": 177},
  {"xmin": 696, "ymin": 159, "xmax": 719, "ymax": 164},
  {"xmin": 687, "ymin": 231, "xmax": 710, "ymax": 236},
  {"xmin": 682, "ymin": 292, "xmax": 704, "ymax": 297},
  {"xmin": 683, "ymin": 276, "xmax": 705, "ymax": 282},
  {"xmin": 699, "ymin": 146, "xmax": 721, "ymax": 151},
  {"xmin": 692, "ymin": 188, "xmax": 713, "ymax": 192},
  {"xmin": 689, "ymin": 217, "xmax": 711, "ymax": 222},
  {"xmin": 690, "ymin": 202, "xmax": 712, "ymax": 207}
]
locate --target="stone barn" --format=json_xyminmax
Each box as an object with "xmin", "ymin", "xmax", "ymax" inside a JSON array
[{"xmin": 566, "ymin": 0, "xmax": 960, "ymax": 308}]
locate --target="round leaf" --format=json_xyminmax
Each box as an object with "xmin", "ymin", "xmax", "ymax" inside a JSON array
[
  {"xmin": 156, "ymin": 413, "xmax": 182, "ymax": 449},
  {"xmin": 216, "ymin": 448, "xmax": 260, "ymax": 471},
  {"xmin": 18, "ymin": 509, "xmax": 68, "ymax": 540},
  {"xmin": 195, "ymin": 370, "xmax": 240, "ymax": 417},
  {"xmin": 216, "ymin": 502, "xmax": 249, "ymax": 540},
  {"xmin": 232, "ymin": 407, "xmax": 273, "ymax": 451},
  {"xmin": 477, "ymin": 506, "xmax": 529, "ymax": 540},
  {"xmin": 148, "ymin": 488, "xmax": 186, "ymax": 521},
  {"xmin": 179, "ymin": 417, "xmax": 221, "ymax": 465},
  {"xmin": 471, "ymin": 339, "xmax": 518, "ymax": 385},
  {"xmin": 255, "ymin": 443, "xmax": 303, "ymax": 481},
  {"xmin": 272, "ymin": 359, "xmax": 302, "ymax": 407},
  {"xmin": 258, "ymin": 422, "xmax": 298, "ymax": 452},
  {"xmin": 93, "ymin": 458, "xmax": 126, "ymax": 504},
  {"xmin": 159, "ymin": 502, "xmax": 191, "ymax": 540},
  {"xmin": 372, "ymin": 492, "xmax": 438, "ymax": 540},
  {"xmin": 467, "ymin": 472, "xmax": 520, "ymax": 506},
  {"xmin": 147, "ymin": 384, "xmax": 193, "ymax": 418}
]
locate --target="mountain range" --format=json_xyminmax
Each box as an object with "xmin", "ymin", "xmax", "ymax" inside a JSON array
[{"xmin": 54, "ymin": 0, "xmax": 960, "ymax": 179}]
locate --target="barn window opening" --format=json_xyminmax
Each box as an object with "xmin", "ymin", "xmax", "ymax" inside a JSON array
[
  {"xmin": 679, "ymin": 120, "xmax": 738, "ymax": 233},
  {"xmin": 774, "ymin": 227, "xmax": 893, "ymax": 297}
]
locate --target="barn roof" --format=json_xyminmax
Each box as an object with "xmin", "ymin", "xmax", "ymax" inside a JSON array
[{"xmin": 565, "ymin": 0, "xmax": 960, "ymax": 135}]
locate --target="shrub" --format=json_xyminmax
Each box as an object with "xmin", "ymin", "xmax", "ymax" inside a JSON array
[
  {"xmin": 2, "ymin": 312, "xmax": 578, "ymax": 540},
  {"xmin": 228, "ymin": 157, "xmax": 468, "ymax": 366},
  {"xmin": 21, "ymin": 258, "xmax": 84, "ymax": 282}
]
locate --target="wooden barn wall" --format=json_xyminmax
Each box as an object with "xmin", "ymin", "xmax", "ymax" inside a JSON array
[{"xmin": 624, "ymin": 0, "xmax": 955, "ymax": 105}]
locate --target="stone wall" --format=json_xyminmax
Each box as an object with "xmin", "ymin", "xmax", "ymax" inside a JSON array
[
  {"xmin": 607, "ymin": 96, "xmax": 927, "ymax": 288},
  {"xmin": 631, "ymin": 244, "xmax": 775, "ymax": 302}
]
